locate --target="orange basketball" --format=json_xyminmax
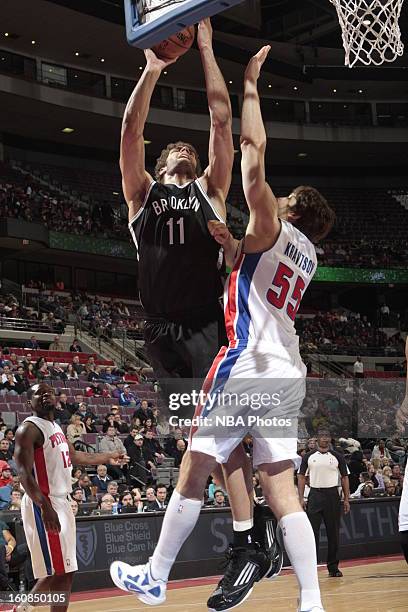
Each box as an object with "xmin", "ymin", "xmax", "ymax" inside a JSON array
[{"xmin": 152, "ymin": 25, "xmax": 195, "ymax": 61}]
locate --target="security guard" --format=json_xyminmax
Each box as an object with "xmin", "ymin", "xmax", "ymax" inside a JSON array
[{"xmin": 298, "ymin": 427, "xmax": 350, "ymax": 577}]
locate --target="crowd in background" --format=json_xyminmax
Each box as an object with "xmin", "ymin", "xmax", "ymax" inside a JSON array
[{"xmin": 2, "ymin": 169, "xmax": 408, "ymax": 270}]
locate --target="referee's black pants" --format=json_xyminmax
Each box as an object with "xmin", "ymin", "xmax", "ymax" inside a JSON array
[{"xmin": 307, "ymin": 487, "xmax": 341, "ymax": 573}]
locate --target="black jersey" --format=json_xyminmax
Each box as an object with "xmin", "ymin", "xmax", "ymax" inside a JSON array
[{"xmin": 129, "ymin": 179, "xmax": 224, "ymax": 319}]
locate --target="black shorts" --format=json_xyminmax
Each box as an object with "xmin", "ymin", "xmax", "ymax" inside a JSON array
[{"xmin": 143, "ymin": 304, "xmax": 226, "ymax": 382}]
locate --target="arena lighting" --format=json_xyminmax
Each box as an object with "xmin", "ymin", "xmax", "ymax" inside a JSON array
[
  {"xmin": 100, "ymin": 58, "xmax": 105, "ymax": 62},
  {"xmin": 293, "ymin": 86, "xmax": 298, "ymax": 91},
  {"xmin": 62, "ymin": 127, "xmax": 74, "ymax": 133},
  {"xmin": 228, "ymin": 80, "xmax": 233, "ymax": 84},
  {"xmin": 163, "ymin": 71, "xmax": 167, "ymax": 75},
  {"xmin": 4, "ymin": 32, "xmax": 9, "ymax": 37},
  {"xmin": 112, "ymin": 191, "xmax": 119, "ymax": 195},
  {"xmin": 144, "ymin": 140, "xmax": 151, "ymax": 144},
  {"xmin": 298, "ymin": 152, "xmax": 307, "ymax": 158},
  {"xmin": 268, "ymin": 84, "xmax": 272, "ymax": 88},
  {"xmin": 333, "ymin": 88, "xmax": 337, "ymax": 93},
  {"xmin": 31, "ymin": 40, "xmax": 36, "ymax": 45},
  {"xmin": 75, "ymin": 51, "xmax": 80, "ymax": 56}
]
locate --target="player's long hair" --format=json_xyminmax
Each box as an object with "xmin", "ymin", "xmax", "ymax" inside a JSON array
[
  {"xmin": 154, "ymin": 141, "xmax": 202, "ymax": 182},
  {"xmin": 291, "ymin": 186, "xmax": 336, "ymax": 243}
]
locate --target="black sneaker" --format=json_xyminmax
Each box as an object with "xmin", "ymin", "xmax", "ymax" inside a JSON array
[
  {"xmin": 207, "ymin": 543, "xmax": 270, "ymax": 611},
  {"xmin": 253, "ymin": 504, "xmax": 284, "ymax": 581}
]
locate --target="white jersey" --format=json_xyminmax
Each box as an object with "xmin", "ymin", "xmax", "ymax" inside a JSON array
[
  {"xmin": 224, "ymin": 220, "xmax": 317, "ymax": 349},
  {"xmin": 399, "ymin": 465, "xmax": 408, "ymax": 532},
  {"xmin": 24, "ymin": 416, "xmax": 72, "ymax": 497}
]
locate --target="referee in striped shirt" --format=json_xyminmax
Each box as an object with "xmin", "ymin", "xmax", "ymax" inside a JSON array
[{"xmin": 298, "ymin": 427, "xmax": 350, "ymax": 577}]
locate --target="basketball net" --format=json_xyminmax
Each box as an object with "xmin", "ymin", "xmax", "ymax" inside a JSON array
[{"xmin": 329, "ymin": 0, "xmax": 405, "ymax": 67}]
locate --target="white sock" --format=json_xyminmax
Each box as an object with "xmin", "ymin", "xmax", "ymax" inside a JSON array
[
  {"xmin": 279, "ymin": 511, "xmax": 322, "ymax": 611},
  {"xmin": 150, "ymin": 490, "xmax": 202, "ymax": 582}
]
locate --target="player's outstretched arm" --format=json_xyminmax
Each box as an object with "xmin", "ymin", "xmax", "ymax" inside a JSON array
[
  {"xmin": 396, "ymin": 337, "xmax": 408, "ymax": 433},
  {"xmin": 14, "ymin": 422, "xmax": 61, "ymax": 533},
  {"xmin": 240, "ymin": 46, "xmax": 281, "ymax": 252},
  {"xmin": 68, "ymin": 441, "xmax": 129, "ymax": 467},
  {"xmin": 121, "ymin": 50, "xmax": 177, "ymax": 216},
  {"xmin": 198, "ymin": 18, "xmax": 233, "ymax": 211}
]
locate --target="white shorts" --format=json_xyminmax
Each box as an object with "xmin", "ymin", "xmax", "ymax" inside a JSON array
[
  {"xmin": 399, "ymin": 468, "xmax": 408, "ymax": 532},
  {"xmin": 21, "ymin": 494, "xmax": 78, "ymax": 579},
  {"xmin": 189, "ymin": 340, "xmax": 305, "ymax": 469}
]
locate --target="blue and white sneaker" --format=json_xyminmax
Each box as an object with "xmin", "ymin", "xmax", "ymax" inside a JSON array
[{"xmin": 110, "ymin": 559, "xmax": 167, "ymax": 605}]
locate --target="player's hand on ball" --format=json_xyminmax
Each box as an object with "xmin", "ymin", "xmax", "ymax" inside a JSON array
[
  {"xmin": 245, "ymin": 45, "xmax": 271, "ymax": 82},
  {"xmin": 108, "ymin": 452, "xmax": 130, "ymax": 466},
  {"xmin": 42, "ymin": 503, "xmax": 61, "ymax": 534},
  {"xmin": 197, "ymin": 18, "xmax": 213, "ymax": 49},
  {"xmin": 208, "ymin": 220, "xmax": 231, "ymax": 246},
  {"xmin": 144, "ymin": 48, "xmax": 178, "ymax": 71}
]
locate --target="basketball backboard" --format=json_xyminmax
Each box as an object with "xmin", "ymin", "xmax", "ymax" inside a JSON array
[{"xmin": 124, "ymin": 0, "xmax": 246, "ymax": 48}]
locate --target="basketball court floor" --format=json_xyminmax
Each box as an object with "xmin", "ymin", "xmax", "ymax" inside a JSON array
[{"xmin": 68, "ymin": 556, "xmax": 407, "ymax": 612}]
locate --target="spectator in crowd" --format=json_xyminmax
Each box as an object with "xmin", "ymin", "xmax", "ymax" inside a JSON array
[
  {"xmin": 124, "ymin": 427, "xmax": 141, "ymax": 453},
  {"xmin": 70, "ymin": 338, "xmax": 82, "ymax": 352},
  {"xmin": 55, "ymin": 393, "xmax": 74, "ymax": 425},
  {"xmin": 24, "ymin": 336, "xmax": 40, "ymax": 350},
  {"xmin": 1, "ymin": 374, "xmax": 19, "ymax": 396},
  {"xmin": 119, "ymin": 384, "xmax": 139, "ymax": 407},
  {"xmin": 2, "ymin": 430, "xmax": 15, "ymax": 456},
  {"xmin": 102, "ymin": 413, "xmax": 117, "ymax": 434},
  {"xmin": 94, "ymin": 494, "xmax": 115, "ymax": 515},
  {"xmin": 371, "ymin": 439, "xmax": 392, "ymax": 461},
  {"xmin": 386, "ymin": 437, "xmax": 407, "ymax": 464},
  {"xmin": 77, "ymin": 473, "xmax": 94, "ymax": 501},
  {"xmin": 65, "ymin": 363, "xmax": 78, "ymax": 380},
  {"xmin": 24, "ymin": 363, "xmax": 37, "ymax": 383},
  {"xmin": 119, "ymin": 491, "xmax": 135, "ymax": 513},
  {"xmin": 0, "ymin": 462, "xmax": 13, "ymax": 509},
  {"xmin": 127, "ymin": 434, "xmax": 151, "ymax": 488},
  {"xmin": 350, "ymin": 472, "xmax": 373, "ymax": 498},
  {"xmin": 112, "ymin": 413, "xmax": 129, "ymax": 434},
  {"xmin": 99, "ymin": 426, "xmax": 126, "ymax": 480},
  {"xmin": 143, "ymin": 429, "xmax": 165, "ymax": 465},
  {"xmin": 107, "ymin": 481, "xmax": 120, "ymax": 502},
  {"xmin": 14, "ymin": 366, "xmax": 29, "ymax": 394},
  {"xmin": 353, "ymin": 357, "xmax": 364, "ymax": 378},
  {"xmin": 212, "ymin": 490, "xmax": 228, "ymax": 508},
  {"xmin": 8, "ymin": 489, "xmax": 22, "ymax": 511},
  {"xmin": 71, "ymin": 487, "xmax": 84, "ymax": 506},
  {"xmin": 142, "ymin": 487, "xmax": 158, "ymax": 512},
  {"xmin": 164, "ymin": 428, "xmax": 187, "ymax": 457},
  {"xmin": 133, "ymin": 399, "xmax": 154, "ymax": 425},
  {"xmin": 49, "ymin": 335, "xmax": 63, "ymax": 351},
  {"xmin": 71, "ymin": 467, "xmax": 83, "ymax": 488},
  {"xmin": 348, "ymin": 450, "xmax": 366, "ymax": 493},
  {"xmin": 0, "ymin": 365, "xmax": 15, "ymax": 385},
  {"xmin": 0, "ymin": 440, "xmax": 12, "ymax": 463},
  {"xmin": 91, "ymin": 464, "xmax": 112, "ymax": 493},
  {"xmin": 169, "ymin": 439, "xmax": 187, "ymax": 468},
  {"xmin": 72, "ymin": 355, "xmax": 85, "ymax": 375},
  {"xmin": 385, "ymin": 481, "xmax": 397, "ymax": 496},
  {"xmin": 49, "ymin": 362, "xmax": 66, "ymax": 381},
  {"xmin": 66, "ymin": 414, "xmax": 87, "ymax": 448},
  {"xmin": 0, "ymin": 518, "xmax": 31, "ymax": 590},
  {"xmin": 84, "ymin": 415, "xmax": 97, "ymax": 433},
  {"xmin": 70, "ymin": 499, "xmax": 79, "ymax": 517}
]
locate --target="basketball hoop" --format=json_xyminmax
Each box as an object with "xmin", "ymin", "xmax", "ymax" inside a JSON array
[{"xmin": 329, "ymin": 0, "xmax": 405, "ymax": 67}]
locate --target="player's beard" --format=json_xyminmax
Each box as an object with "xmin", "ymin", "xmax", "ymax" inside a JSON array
[{"xmin": 166, "ymin": 158, "xmax": 196, "ymax": 180}]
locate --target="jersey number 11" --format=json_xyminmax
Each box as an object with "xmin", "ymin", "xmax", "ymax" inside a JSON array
[{"xmin": 166, "ymin": 217, "xmax": 185, "ymax": 245}]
